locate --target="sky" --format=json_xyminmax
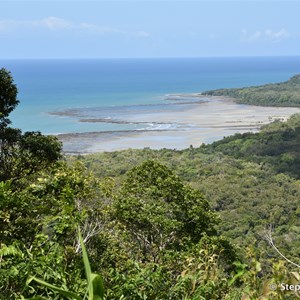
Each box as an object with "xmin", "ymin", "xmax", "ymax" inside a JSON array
[{"xmin": 0, "ymin": 1, "xmax": 300, "ymax": 59}]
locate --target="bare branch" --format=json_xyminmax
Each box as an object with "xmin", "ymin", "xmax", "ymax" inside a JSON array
[
  {"xmin": 264, "ymin": 226, "xmax": 300, "ymax": 268},
  {"xmin": 75, "ymin": 215, "xmax": 103, "ymax": 253}
]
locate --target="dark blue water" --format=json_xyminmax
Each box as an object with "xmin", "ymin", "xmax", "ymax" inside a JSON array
[{"xmin": 1, "ymin": 56, "xmax": 300, "ymax": 134}]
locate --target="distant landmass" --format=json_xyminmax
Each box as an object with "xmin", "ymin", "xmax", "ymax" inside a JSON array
[{"xmin": 202, "ymin": 74, "xmax": 300, "ymax": 107}]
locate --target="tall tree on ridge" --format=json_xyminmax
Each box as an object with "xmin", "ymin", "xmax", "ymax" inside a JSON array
[{"xmin": 0, "ymin": 68, "xmax": 62, "ymax": 182}]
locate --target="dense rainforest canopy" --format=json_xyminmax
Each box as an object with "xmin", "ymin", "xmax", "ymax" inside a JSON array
[
  {"xmin": 203, "ymin": 74, "xmax": 300, "ymax": 107},
  {"xmin": 1, "ymin": 69, "xmax": 300, "ymax": 299}
]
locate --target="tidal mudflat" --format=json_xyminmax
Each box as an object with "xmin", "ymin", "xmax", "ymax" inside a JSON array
[{"xmin": 55, "ymin": 95, "xmax": 300, "ymax": 154}]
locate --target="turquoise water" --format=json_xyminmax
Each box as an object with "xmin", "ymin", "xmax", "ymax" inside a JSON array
[{"xmin": 1, "ymin": 57, "xmax": 300, "ymax": 134}]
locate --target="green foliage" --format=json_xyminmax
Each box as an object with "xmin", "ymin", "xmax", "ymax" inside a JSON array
[
  {"xmin": 1, "ymin": 131, "xmax": 62, "ymax": 183},
  {"xmin": 74, "ymin": 112, "xmax": 300, "ymax": 296},
  {"xmin": 0, "ymin": 236, "xmax": 73, "ymax": 299},
  {"xmin": 27, "ymin": 277, "xmax": 82, "ymax": 300},
  {"xmin": 172, "ymin": 245, "xmax": 230, "ymax": 300},
  {"xmin": 75, "ymin": 116, "xmax": 300, "ymax": 262},
  {"xmin": 0, "ymin": 69, "xmax": 62, "ymax": 182},
  {"xmin": 113, "ymin": 160, "xmax": 217, "ymax": 262},
  {"xmin": 99, "ymin": 161, "xmax": 237, "ymax": 299},
  {"xmin": 201, "ymin": 113, "xmax": 300, "ymax": 178},
  {"xmin": 79, "ymin": 227, "xmax": 104, "ymax": 300},
  {"xmin": 0, "ymin": 161, "xmax": 108, "ymax": 298},
  {"xmin": 0, "ymin": 68, "xmax": 19, "ymax": 127},
  {"xmin": 3, "ymin": 69, "xmax": 300, "ymax": 299},
  {"xmin": 203, "ymin": 74, "xmax": 300, "ymax": 107},
  {"xmin": 27, "ymin": 227, "xmax": 104, "ymax": 300}
]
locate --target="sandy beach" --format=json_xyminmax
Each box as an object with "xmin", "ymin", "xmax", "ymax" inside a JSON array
[{"xmin": 56, "ymin": 96, "xmax": 300, "ymax": 154}]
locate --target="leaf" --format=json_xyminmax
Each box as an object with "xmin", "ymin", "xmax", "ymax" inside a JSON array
[
  {"xmin": 228, "ymin": 269, "xmax": 245, "ymax": 287},
  {"xmin": 78, "ymin": 227, "xmax": 92, "ymax": 298},
  {"xmin": 27, "ymin": 277, "xmax": 82, "ymax": 300},
  {"xmin": 291, "ymin": 272, "xmax": 300, "ymax": 281},
  {"xmin": 228, "ymin": 261, "xmax": 247, "ymax": 286},
  {"xmin": 0, "ymin": 244, "xmax": 22, "ymax": 257},
  {"xmin": 255, "ymin": 261, "xmax": 262, "ymax": 272},
  {"xmin": 91, "ymin": 273, "xmax": 105, "ymax": 300},
  {"xmin": 78, "ymin": 226, "xmax": 104, "ymax": 300}
]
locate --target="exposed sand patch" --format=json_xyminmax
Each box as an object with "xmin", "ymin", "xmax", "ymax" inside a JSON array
[{"xmin": 57, "ymin": 96, "xmax": 300, "ymax": 154}]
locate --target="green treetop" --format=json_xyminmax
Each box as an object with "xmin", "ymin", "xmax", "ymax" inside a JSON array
[{"xmin": 0, "ymin": 68, "xmax": 19, "ymax": 128}]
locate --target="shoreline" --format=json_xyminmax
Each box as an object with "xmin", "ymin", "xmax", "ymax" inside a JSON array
[{"xmin": 55, "ymin": 95, "xmax": 300, "ymax": 154}]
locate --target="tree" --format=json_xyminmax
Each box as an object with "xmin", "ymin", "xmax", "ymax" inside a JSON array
[
  {"xmin": 113, "ymin": 160, "xmax": 218, "ymax": 262},
  {"xmin": 0, "ymin": 68, "xmax": 19, "ymax": 129},
  {"xmin": 0, "ymin": 69, "xmax": 21, "ymax": 179},
  {"xmin": 0, "ymin": 68, "xmax": 62, "ymax": 182},
  {"xmin": 0, "ymin": 162, "xmax": 105, "ymax": 298}
]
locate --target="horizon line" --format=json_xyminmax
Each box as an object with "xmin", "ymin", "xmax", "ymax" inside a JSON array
[{"xmin": 1, "ymin": 55, "xmax": 300, "ymax": 60}]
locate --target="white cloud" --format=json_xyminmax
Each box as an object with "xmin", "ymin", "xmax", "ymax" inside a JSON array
[
  {"xmin": 0, "ymin": 17, "xmax": 150, "ymax": 38},
  {"xmin": 241, "ymin": 28, "xmax": 290, "ymax": 43},
  {"xmin": 40, "ymin": 17, "xmax": 72, "ymax": 30},
  {"xmin": 265, "ymin": 29, "xmax": 290, "ymax": 41}
]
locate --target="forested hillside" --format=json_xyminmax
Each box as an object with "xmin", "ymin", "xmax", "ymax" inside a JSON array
[
  {"xmin": 75, "ymin": 114, "xmax": 300, "ymax": 250},
  {"xmin": 70, "ymin": 113, "xmax": 300, "ymax": 299},
  {"xmin": 202, "ymin": 74, "xmax": 300, "ymax": 107},
  {"xmin": 2, "ymin": 68, "xmax": 300, "ymax": 299}
]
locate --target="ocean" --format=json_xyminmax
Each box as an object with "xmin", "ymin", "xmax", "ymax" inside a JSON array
[{"xmin": 1, "ymin": 56, "xmax": 300, "ymax": 135}]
